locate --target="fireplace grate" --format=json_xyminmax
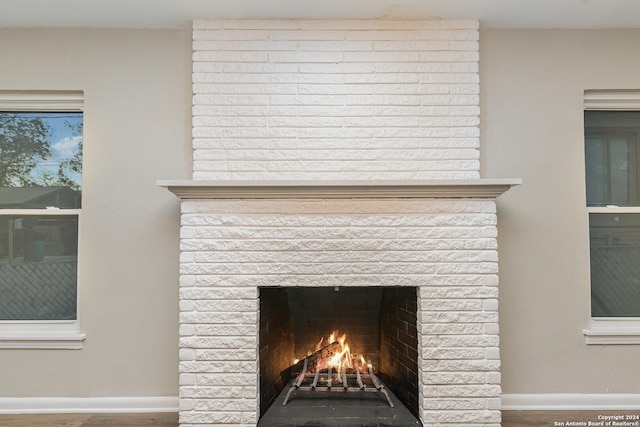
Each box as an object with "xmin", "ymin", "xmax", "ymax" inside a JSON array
[{"xmin": 282, "ymin": 354, "xmax": 394, "ymax": 407}]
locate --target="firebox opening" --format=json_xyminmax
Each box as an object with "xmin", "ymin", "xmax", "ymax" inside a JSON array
[{"xmin": 259, "ymin": 286, "xmax": 420, "ymax": 421}]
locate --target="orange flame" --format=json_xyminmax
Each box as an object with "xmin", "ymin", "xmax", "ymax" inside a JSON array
[
  {"xmin": 294, "ymin": 331, "xmax": 377, "ymax": 382},
  {"xmin": 314, "ymin": 331, "xmax": 354, "ymax": 381}
]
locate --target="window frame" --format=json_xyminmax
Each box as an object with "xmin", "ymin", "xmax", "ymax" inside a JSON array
[
  {"xmin": 0, "ymin": 91, "xmax": 85, "ymax": 349},
  {"xmin": 583, "ymin": 90, "xmax": 640, "ymax": 344},
  {"xmin": 585, "ymin": 127, "xmax": 639, "ymax": 206}
]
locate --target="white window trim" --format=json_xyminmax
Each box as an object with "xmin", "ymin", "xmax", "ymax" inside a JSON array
[
  {"xmin": 0, "ymin": 91, "xmax": 85, "ymax": 349},
  {"xmin": 585, "ymin": 89, "xmax": 640, "ymax": 111},
  {"xmin": 584, "ymin": 318, "xmax": 640, "ymax": 345},
  {"xmin": 0, "ymin": 321, "xmax": 85, "ymax": 349},
  {"xmin": 583, "ymin": 90, "xmax": 640, "ymax": 344}
]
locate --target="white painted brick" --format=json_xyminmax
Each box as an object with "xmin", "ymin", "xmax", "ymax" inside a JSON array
[
  {"xmin": 195, "ymin": 325, "xmax": 256, "ymax": 336},
  {"xmin": 225, "ymin": 20, "xmax": 301, "ymax": 30},
  {"xmin": 298, "ymin": 20, "xmax": 374, "ymax": 30},
  {"xmin": 483, "ymin": 226, "xmax": 499, "ymax": 238},
  {"xmin": 194, "ymin": 94, "xmax": 269, "ymax": 106},
  {"xmin": 420, "ymin": 274, "xmax": 485, "ymax": 287},
  {"xmin": 180, "ymin": 300, "xmax": 196, "ymax": 312},
  {"xmin": 179, "ymin": 360, "xmax": 256, "ymax": 373},
  {"xmin": 422, "ymin": 359, "xmax": 501, "ymax": 372},
  {"xmin": 179, "ymin": 410, "xmax": 243, "ymax": 425},
  {"xmin": 425, "ymin": 385, "xmax": 501, "ymax": 399},
  {"xmin": 179, "ymin": 348, "xmax": 196, "ymax": 361},
  {"xmin": 451, "ymin": 83, "xmax": 481, "ymax": 94},
  {"xmin": 194, "ymin": 300, "xmax": 257, "ymax": 313},
  {"xmin": 421, "ymin": 286, "xmax": 498, "ymax": 300},
  {"xmin": 422, "ymin": 311, "xmax": 499, "ymax": 324},
  {"xmin": 193, "ymin": 51, "xmax": 269, "ymax": 63},
  {"xmin": 450, "ymin": 40, "xmax": 480, "ymax": 51},
  {"xmin": 179, "ymin": 398, "xmax": 195, "ymax": 410},
  {"xmin": 180, "ymin": 385, "xmax": 256, "ymax": 400},
  {"xmin": 421, "ymin": 409, "xmax": 501, "ymax": 424},
  {"xmin": 179, "ymin": 227, "xmax": 197, "ymax": 239},
  {"xmin": 194, "ymin": 398, "xmax": 256, "ymax": 411},
  {"xmin": 452, "ymin": 61, "xmax": 479, "ymax": 72},
  {"xmin": 487, "ymin": 372, "xmax": 502, "ymax": 384},
  {"xmin": 438, "ymin": 335, "xmax": 500, "ymax": 348},
  {"xmin": 435, "ymin": 262, "xmax": 498, "ymax": 275},
  {"xmin": 180, "ymin": 336, "xmax": 257, "ymax": 351},
  {"xmin": 488, "ymin": 397, "xmax": 502, "ymax": 410},
  {"xmin": 421, "ymin": 323, "xmax": 484, "ymax": 335},
  {"xmin": 180, "ymin": 325, "xmax": 195, "ymax": 336},
  {"xmin": 180, "ymin": 374, "xmax": 197, "ymax": 386},
  {"xmin": 195, "ymin": 349, "xmax": 257, "ymax": 361},
  {"xmin": 192, "ymin": 20, "xmax": 223, "ymax": 30},
  {"xmin": 485, "ymin": 347, "xmax": 501, "ymax": 360},
  {"xmin": 484, "ymin": 323, "xmax": 500, "ymax": 335},
  {"xmin": 428, "ymin": 372, "xmax": 490, "ymax": 385},
  {"xmin": 422, "ymin": 398, "xmax": 490, "ymax": 410},
  {"xmin": 179, "ymin": 275, "xmax": 196, "ymax": 287},
  {"xmin": 192, "ymin": 19, "xmax": 481, "ymax": 181},
  {"xmin": 373, "ymin": 40, "xmax": 450, "ymax": 51},
  {"xmin": 180, "ymin": 312, "xmax": 253, "ymax": 324},
  {"xmin": 179, "ymin": 252, "xmax": 195, "ymax": 263},
  {"xmin": 186, "ymin": 17, "xmax": 498, "ymax": 419},
  {"xmin": 483, "ymin": 298, "xmax": 500, "ymax": 311},
  {"xmin": 482, "ymin": 250, "xmax": 499, "ymax": 262},
  {"xmin": 197, "ymin": 373, "xmax": 256, "ymax": 386},
  {"xmin": 180, "ymin": 287, "xmax": 257, "ymax": 300},
  {"xmin": 270, "ymin": 30, "xmax": 345, "ymax": 41},
  {"xmin": 373, "ymin": 20, "xmax": 478, "ymax": 30},
  {"xmin": 421, "ymin": 300, "xmax": 483, "ymax": 312},
  {"xmin": 421, "ymin": 347, "xmax": 484, "ymax": 360},
  {"xmin": 298, "ymin": 40, "xmax": 373, "ymax": 51},
  {"xmin": 193, "ymin": 29, "xmax": 267, "ymax": 41}
]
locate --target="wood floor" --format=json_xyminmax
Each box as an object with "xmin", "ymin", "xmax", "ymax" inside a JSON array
[
  {"xmin": 1, "ymin": 411, "xmax": 639, "ymax": 426},
  {"xmin": 0, "ymin": 412, "xmax": 178, "ymax": 426},
  {"xmin": 503, "ymin": 410, "xmax": 640, "ymax": 427}
]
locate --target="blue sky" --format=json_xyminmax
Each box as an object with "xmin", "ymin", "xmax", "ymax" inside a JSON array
[{"xmin": 22, "ymin": 112, "xmax": 83, "ymax": 187}]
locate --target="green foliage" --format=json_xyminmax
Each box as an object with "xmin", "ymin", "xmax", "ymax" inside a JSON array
[
  {"xmin": 56, "ymin": 121, "xmax": 83, "ymax": 191},
  {"xmin": 0, "ymin": 113, "xmax": 51, "ymax": 186},
  {"xmin": 0, "ymin": 113, "xmax": 82, "ymax": 190}
]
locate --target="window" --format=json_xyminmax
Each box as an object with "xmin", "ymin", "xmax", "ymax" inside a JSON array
[
  {"xmin": 585, "ymin": 111, "xmax": 640, "ymax": 207},
  {"xmin": 0, "ymin": 91, "xmax": 85, "ymax": 349},
  {"xmin": 583, "ymin": 90, "xmax": 640, "ymax": 344}
]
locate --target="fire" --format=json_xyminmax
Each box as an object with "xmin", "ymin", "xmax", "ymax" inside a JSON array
[
  {"xmin": 296, "ymin": 330, "xmax": 369, "ymax": 382},
  {"xmin": 329, "ymin": 333, "xmax": 352, "ymax": 371}
]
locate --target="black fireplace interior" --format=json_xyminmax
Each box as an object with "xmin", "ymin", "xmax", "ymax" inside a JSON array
[{"xmin": 259, "ymin": 286, "xmax": 420, "ymax": 424}]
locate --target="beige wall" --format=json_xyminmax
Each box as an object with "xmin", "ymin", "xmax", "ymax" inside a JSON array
[
  {"xmin": 0, "ymin": 29, "xmax": 191, "ymax": 397},
  {"xmin": 3, "ymin": 26, "xmax": 640, "ymax": 402},
  {"xmin": 480, "ymin": 29, "xmax": 640, "ymax": 394}
]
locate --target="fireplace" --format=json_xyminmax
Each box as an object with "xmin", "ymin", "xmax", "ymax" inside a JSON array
[
  {"xmin": 162, "ymin": 17, "xmax": 520, "ymax": 426},
  {"xmin": 258, "ymin": 286, "xmax": 420, "ymax": 425},
  {"xmin": 160, "ymin": 180, "xmax": 519, "ymax": 426}
]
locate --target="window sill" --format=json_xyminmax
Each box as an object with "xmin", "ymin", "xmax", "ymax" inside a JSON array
[
  {"xmin": 0, "ymin": 332, "xmax": 86, "ymax": 349},
  {"xmin": 0, "ymin": 321, "xmax": 85, "ymax": 349},
  {"xmin": 583, "ymin": 318, "xmax": 640, "ymax": 344}
]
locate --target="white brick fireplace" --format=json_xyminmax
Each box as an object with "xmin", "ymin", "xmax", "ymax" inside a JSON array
[{"xmin": 160, "ymin": 19, "xmax": 519, "ymax": 427}]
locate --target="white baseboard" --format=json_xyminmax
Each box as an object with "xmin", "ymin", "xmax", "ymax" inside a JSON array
[
  {"xmin": 4, "ymin": 394, "xmax": 639, "ymax": 414},
  {"xmin": 0, "ymin": 396, "xmax": 179, "ymax": 414},
  {"xmin": 502, "ymin": 393, "xmax": 640, "ymax": 410}
]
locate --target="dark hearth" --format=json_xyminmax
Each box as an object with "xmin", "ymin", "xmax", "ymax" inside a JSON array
[
  {"xmin": 258, "ymin": 378, "xmax": 421, "ymax": 427},
  {"xmin": 259, "ymin": 286, "xmax": 420, "ymax": 424}
]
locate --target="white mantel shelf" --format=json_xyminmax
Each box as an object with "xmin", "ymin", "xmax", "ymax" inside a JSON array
[{"xmin": 158, "ymin": 179, "xmax": 521, "ymax": 200}]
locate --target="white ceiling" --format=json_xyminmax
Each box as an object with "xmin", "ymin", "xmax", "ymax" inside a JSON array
[{"xmin": 1, "ymin": 0, "xmax": 640, "ymax": 30}]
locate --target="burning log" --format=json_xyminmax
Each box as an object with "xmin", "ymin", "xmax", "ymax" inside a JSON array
[
  {"xmin": 280, "ymin": 332, "xmax": 394, "ymax": 407},
  {"xmin": 303, "ymin": 340, "xmax": 342, "ymax": 371},
  {"xmin": 284, "ymin": 340, "xmax": 343, "ymax": 377}
]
